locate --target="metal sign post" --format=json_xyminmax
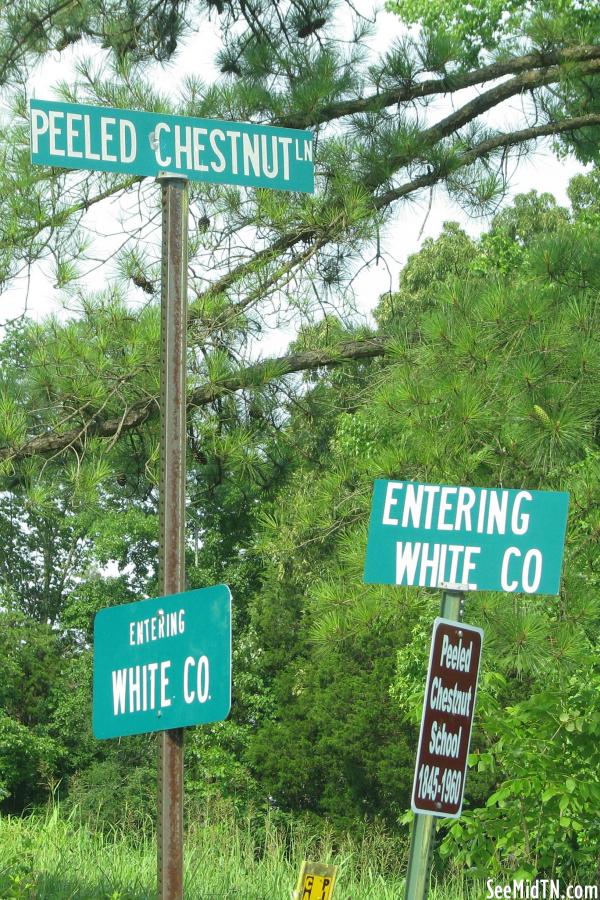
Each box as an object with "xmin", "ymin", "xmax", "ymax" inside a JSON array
[
  {"xmin": 30, "ymin": 98, "xmax": 314, "ymax": 900},
  {"xmin": 157, "ymin": 173, "xmax": 188, "ymax": 900},
  {"xmin": 362, "ymin": 478, "xmax": 569, "ymax": 900},
  {"xmin": 404, "ymin": 587, "xmax": 465, "ymax": 900}
]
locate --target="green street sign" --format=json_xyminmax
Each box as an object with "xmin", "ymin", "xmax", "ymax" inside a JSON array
[
  {"xmin": 93, "ymin": 584, "xmax": 231, "ymax": 739},
  {"xmin": 30, "ymin": 99, "xmax": 314, "ymax": 193},
  {"xmin": 364, "ymin": 480, "xmax": 569, "ymax": 595}
]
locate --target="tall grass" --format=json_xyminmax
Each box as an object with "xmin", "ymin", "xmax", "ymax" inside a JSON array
[{"xmin": 0, "ymin": 805, "xmax": 483, "ymax": 898}]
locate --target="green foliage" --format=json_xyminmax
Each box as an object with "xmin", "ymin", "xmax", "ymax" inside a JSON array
[
  {"xmin": 65, "ymin": 757, "xmax": 156, "ymax": 832},
  {"xmin": 443, "ymin": 671, "xmax": 600, "ymax": 880},
  {"xmin": 387, "ymin": 0, "xmax": 600, "ymax": 64},
  {"xmin": 0, "ymin": 0, "xmax": 191, "ymax": 82},
  {"xmin": 568, "ymin": 166, "xmax": 600, "ymax": 226},
  {"xmin": 0, "ymin": 712, "xmax": 58, "ymax": 808},
  {"xmin": 387, "ymin": 0, "xmax": 600, "ymax": 161},
  {"xmin": 379, "ymin": 195, "xmax": 600, "ymax": 878},
  {"xmin": 0, "ymin": 0, "xmax": 599, "ymax": 881},
  {"xmin": 247, "ymin": 623, "xmax": 415, "ymax": 829},
  {"xmin": 3, "ymin": 182, "xmax": 600, "ymax": 881},
  {"xmin": 0, "ymin": 0, "xmax": 597, "ymax": 382},
  {"xmin": 0, "ymin": 611, "xmax": 97, "ymax": 809},
  {"xmin": 242, "ymin": 186, "xmax": 600, "ymax": 876},
  {"xmin": 0, "ymin": 806, "xmax": 419, "ymax": 899}
]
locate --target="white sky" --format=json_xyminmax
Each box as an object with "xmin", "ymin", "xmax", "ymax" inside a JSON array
[{"xmin": 1, "ymin": 2, "xmax": 587, "ymax": 337}]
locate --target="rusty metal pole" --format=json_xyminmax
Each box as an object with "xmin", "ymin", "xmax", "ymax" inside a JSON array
[{"xmin": 157, "ymin": 173, "xmax": 189, "ymax": 900}]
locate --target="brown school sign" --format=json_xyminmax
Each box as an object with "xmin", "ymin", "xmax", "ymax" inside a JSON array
[{"xmin": 411, "ymin": 618, "xmax": 483, "ymax": 818}]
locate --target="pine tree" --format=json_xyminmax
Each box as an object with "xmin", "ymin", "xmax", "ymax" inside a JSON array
[{"xmin": 1, "ymin": 1, "xmax": 600, "ymax": 475}]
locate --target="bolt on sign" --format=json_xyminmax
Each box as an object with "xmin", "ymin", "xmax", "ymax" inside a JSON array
[
  {"xmin": 30, "ymin": 99, "xmax": 314, "ymax": 193},
  {"xmin": 292, "ymin": 861, "xmax": 338, "ymax": 900},
  {"xmin": 411, "ymin": 618, "xmax": 483, "ymax": 818},
  {"xmin": 364, "ymin": 480, "xmax": 569, "ymax": 594},
  {"xmin": 93, "ymin": 584, "xmax": 231, "ymax": 739}
]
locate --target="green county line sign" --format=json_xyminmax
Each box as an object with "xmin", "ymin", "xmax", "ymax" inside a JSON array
[
  {"xmin": 364, "ymin": 480, "xmax": 569, "ymax": 595},
  {"xmin": 30, "ymin": 99, "xmax": 314, "ymax": 192},
  {"xmin": 93, "ymin": 584, "xmax": 231, "ymax": 739}
]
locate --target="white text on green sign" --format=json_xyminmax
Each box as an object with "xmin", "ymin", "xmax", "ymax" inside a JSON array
[
  {"xmin": 30, "ymin": 99, "xmax": 314, "ymax": 193},
  {"xmin": 363, "ymin": 481, "xmax": 569, "ymax": 594},
  {"xmin": 93, "ymin": 584, "xmax": 231, "ymax": 739}
]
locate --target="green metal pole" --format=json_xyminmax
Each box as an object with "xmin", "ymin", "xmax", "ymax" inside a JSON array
[{"xmin": 404, "ymin": 586, "xmax": 465, "ymax": 900}]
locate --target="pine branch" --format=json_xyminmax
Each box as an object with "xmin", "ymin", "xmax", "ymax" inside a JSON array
[
  {"xmin": 9, "ymin": 44, "xmax": 600, "ymax": 321},
  {"xmin": 0, "ymin": 0, "xmax": 78, "ymax": 85},
  {"xmin": 375, "ymin": 113, "xmax": 600, "ymax": 209},
  {"xmin": 422, "ymin": 59, "xmax": 600, "ymax": 148},
  {"xmin": 190, "ymin": 236, "xmax": 328, "ymax": 334},
  {"xmin": 4, "ymin": 43, "xmax": 599, "ymax": 473},
  {"xmin": 188, "ymin": 230, "xmax": 326, "ymax": 327},
  {"xmin": 377, "ymin": 58, "xmax": 600, "ymax": 183},
  {"xmin": 189, "ymin": 337, "xmax": 387, "ymax": 403},
  {"xmin": 190, "ymin": 58, "xmax": 600, "ymax": 323},
  {"xmin": 458, "ymin": 114, "xmax": 600, "ymax": 166},
  {"xmin": 0, "ymin": 337, "xmax": 388, "ymax": 462},
  {"xmin": 277, "ymin": 44, "xmax": 600, "ymax": 129},
  {"xmin": 0, "ymin": 176, "xmax": 142, "ymax": 252}
]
